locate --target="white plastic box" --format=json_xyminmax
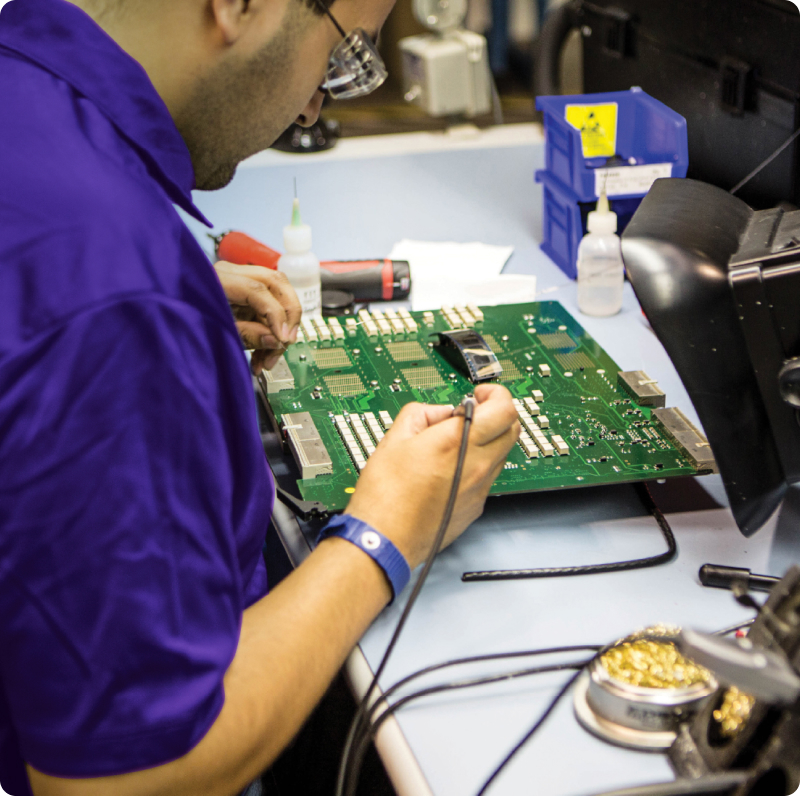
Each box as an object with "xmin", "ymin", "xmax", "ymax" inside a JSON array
[{"xmin": 399, "ymin": 30, "xmax": 491, "ymax": 118}]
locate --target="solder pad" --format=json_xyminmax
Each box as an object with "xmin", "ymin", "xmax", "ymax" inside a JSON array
[
  {"xmin": 497, "ymin": 358, "xmax": 523, "ymax": 382},
  {"xmin": 555, "ymin": 352, "xmax": 596, "ymax": 371},
  {"xmin": 313, "ymin": 348, "xmax": 352, "ymax": 368},
  {"xmin": 261, "ymin": 301, "xmax": 710, "ymax": 514},
  {"xmin": 539, "ymin": 332, "xmax": 577, "ymax": 350},
  {"xmin": 323, "ymin": 373, "xmax": 363, "ymax": 396},
  {"xmin": 386, "ymin": 341, "xmax": 427, "ymax": 362},
  {"xmin": 402, "ymin": 365, "xmax": 446, "ymax": 390}
]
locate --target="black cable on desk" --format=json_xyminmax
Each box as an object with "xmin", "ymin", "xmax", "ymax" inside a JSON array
[
  {"xmin": 475, "ymin": 668, "xmax": 584, "ymax": 795},
  {"xmin": 335, "ymin": 399, "xmax": 476, "ymax": 796},
  {"xmin": 345, "ymin": 617, "xmax": 755, "ymax": 796},
  {"xmin": 462, "ymin": 483, "xmax": 676, "ymax": 582},
  {"xmin": 367, "ymin": 644, "xmax": 602, "ymax": 720},
  {"xmin": 347, "ymin": 662, "xmax": 592, "ymax": 795},
  {"xmin": 346, "ymin": 653, "xmax": 597, "ymax": 795}
]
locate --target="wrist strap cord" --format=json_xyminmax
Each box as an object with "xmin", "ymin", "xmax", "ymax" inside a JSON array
[{"xmin": 336, "ymin": 399, "xmax": 476, "ymax": 796}]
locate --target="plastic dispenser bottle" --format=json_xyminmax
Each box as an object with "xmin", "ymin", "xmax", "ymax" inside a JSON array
[
  {"xmin": 576, "ymin": 192, "xmax": 625, "ymax": 317},
  {"xmin": 278, "ymin": 197, "xmax": 322, "ymax": 318}
]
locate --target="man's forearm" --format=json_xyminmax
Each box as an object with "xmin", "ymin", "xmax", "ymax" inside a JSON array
[{"xmin": 28, "ymin": 536, "xmax": 392, "ymax": 796}]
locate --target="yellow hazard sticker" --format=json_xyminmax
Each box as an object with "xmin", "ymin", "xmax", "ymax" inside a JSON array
[{"xmin": 565, "ymin": 103, "xmax": 618, "ymax": 158}]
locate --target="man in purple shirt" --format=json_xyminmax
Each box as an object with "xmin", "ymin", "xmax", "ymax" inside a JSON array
[{"xmin": 0, "ymin": 1, "xmax": 519, "ymax": 795}]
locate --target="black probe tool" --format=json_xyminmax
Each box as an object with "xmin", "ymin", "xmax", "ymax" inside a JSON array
[{"xmin": 699, "ymin": 563, "xmax": 780, "ymax": 593}]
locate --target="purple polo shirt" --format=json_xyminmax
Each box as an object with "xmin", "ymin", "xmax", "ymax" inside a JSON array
[{"xmin": 0, "ymin": 1, "xmax": 274, "ymax": 793}]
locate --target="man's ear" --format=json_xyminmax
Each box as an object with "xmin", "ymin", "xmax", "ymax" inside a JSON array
[
  {"xmin": 209, "ymin": 0, "xmax": 288, "ymax": 46},
  {"xmin": 209, "ymin": 0, "xmax": 252, "ymax": 44}
]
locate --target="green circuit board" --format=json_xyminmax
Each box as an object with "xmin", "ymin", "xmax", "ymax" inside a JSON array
[{"xmin": 259, "ymin": 301, "xmax": 714, "ymax": 514}]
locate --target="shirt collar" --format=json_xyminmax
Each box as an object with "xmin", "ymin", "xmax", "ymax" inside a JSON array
[{"xmin": 0, "ymin": 0, "xmax": 212, "ymax": 227}]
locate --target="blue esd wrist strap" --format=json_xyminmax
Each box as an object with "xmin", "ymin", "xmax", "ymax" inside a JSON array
[{"xmin": 318, "ymin": 514, "xmax": 411, "ymax": 603}]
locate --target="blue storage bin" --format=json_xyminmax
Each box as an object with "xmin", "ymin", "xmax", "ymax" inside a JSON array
[
  {"xmin": 539, "ymin": 172, "xmax": 582, "ymax": 280},
  {"xmin": 536, "ymin": 87, "xmax": 688, "ymax": 202},
  {"xmin": 535, "ymin": 87, "xmax": 688, "ymax": 277}
]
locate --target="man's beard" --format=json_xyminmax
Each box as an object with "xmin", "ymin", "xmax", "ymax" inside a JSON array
[{"xmin": 175, "ymin": 15, "xmax": 303, "ymax": 191}]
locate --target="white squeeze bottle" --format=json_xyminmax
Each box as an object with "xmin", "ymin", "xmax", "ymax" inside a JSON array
[
  {"xmin": 278, "ymin": 196, "xmax": 322, "ymax": 318},
  {"xmin": 576, "ymin": 191, "xmax": 625, "ymax": 317}
]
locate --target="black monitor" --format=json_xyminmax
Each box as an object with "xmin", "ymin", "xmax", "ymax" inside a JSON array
[{"xmin": 621, "ymin": 178, "xmax": 800, "ymax": 535}]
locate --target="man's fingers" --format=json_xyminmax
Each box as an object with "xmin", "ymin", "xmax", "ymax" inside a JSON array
[
  {"xmin": 218, "ymin": 272, "xmax": 291, "ymax": 343},
  {"xmin": 251, "ymin": 348, "xmax": 283, "ymax": 374},
  {"xmin": 469, "ymin": 387, "xmax": 519, "ymax": 447},
  {"xmin": 240, "ymin": 266, "xmax": 302, "ymax": 334},
  {"xmin": 386, "ymin": 403, "xmax": 437, "ymax": 440},
  {"xmin": 478, "ymin": 422, "xmax": 521, "ymax": 472},
  {"xmin": 235, "ymin": 321, "xmax": 283, "ymax": 351},
  {"xmin": 386, "ymin": 402, "xmax": 462, "ymax": 442},
  {"xmin": 473, "ymin": 383, "xmax": 510, "ymax": 403},
  {"xmin": 390, "ymin": 394, "xmax": 518, "ymax": 459},
  {"xmin": 215, "ymin": 262, "xmax": 302, "ymax": 340},
  {"xmin": 214, "ymin": 263, "xmax": 296, "ymax": 342},
  {"xmin": 421, "ymin": 404, "xmax": 458, "ymax": 427}
]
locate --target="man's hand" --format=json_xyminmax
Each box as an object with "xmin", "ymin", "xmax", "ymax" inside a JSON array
[
  {"xmin": 345, "ymin": 383, "xmax": 520, "ymax": 568},
  {"xmin": 213, "ymin": 261, "xmax": 302, "ymax": 374}
]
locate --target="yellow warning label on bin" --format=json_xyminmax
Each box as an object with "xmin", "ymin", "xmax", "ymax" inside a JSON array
[{"xmin": 565, "ymin": 103, "xmax": 618, "ymax": 158}]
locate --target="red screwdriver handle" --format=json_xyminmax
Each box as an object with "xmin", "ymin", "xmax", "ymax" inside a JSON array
[{"xmin": 215, "ymin": 230, "xmax": 281, "ymax": 270}]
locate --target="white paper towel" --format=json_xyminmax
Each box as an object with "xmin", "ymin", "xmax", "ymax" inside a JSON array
[{"xmin": 387, "ymin": 239, "xmax": 534, "ymax": 311}]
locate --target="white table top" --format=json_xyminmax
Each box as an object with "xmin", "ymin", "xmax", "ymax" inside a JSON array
[{"xmin": 186, "ymin": 123, "xmax": 800, "ymax": 796}]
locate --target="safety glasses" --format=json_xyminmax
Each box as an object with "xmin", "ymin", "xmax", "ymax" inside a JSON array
[{"xmin": 315, "ymin": 0, "xmax": 388, "ymax": 99}]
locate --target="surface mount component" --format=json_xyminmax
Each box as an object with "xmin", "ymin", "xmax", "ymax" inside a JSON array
[
  {"xmin": 281, "ymin": 412, "xmax": 333, "ymax": 479},
  {"xmin": 618, "ymin": 371, "xmax": 666, "ymax": 408},
  {"xmin": 435, "ymin": 329, "xmax": 502, "ymax": 383}
]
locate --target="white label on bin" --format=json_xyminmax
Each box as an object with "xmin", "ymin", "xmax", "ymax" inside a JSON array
[{"xmin": 594, "ymin": 163, "xmax": 673, "ymax": 198}]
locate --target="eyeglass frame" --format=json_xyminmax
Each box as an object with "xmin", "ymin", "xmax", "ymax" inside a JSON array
[
  {"xmin": 315, "ymin": 0, "xmax": 348, "ymax": 40},
  {"xmin": 313, "ymin": 0, "xmax": 388, "ymax": 99}
]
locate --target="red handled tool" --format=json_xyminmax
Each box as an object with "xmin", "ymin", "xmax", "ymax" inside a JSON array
[
  {"xmin": 318, "ymin": 258, "xmax": 410, "ymax": 301},
  {"xmin": 213, "ymin": 230, "xmax": 281, "ymax": 270},
  {"xmin": 211, "ymin": 231, "xmax": 411, "ymax": 302}
]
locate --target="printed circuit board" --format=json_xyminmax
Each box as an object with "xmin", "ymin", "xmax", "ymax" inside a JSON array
[{"xmin": 259, "ymin": 301, "xmax": 715, "ymax": 514}]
